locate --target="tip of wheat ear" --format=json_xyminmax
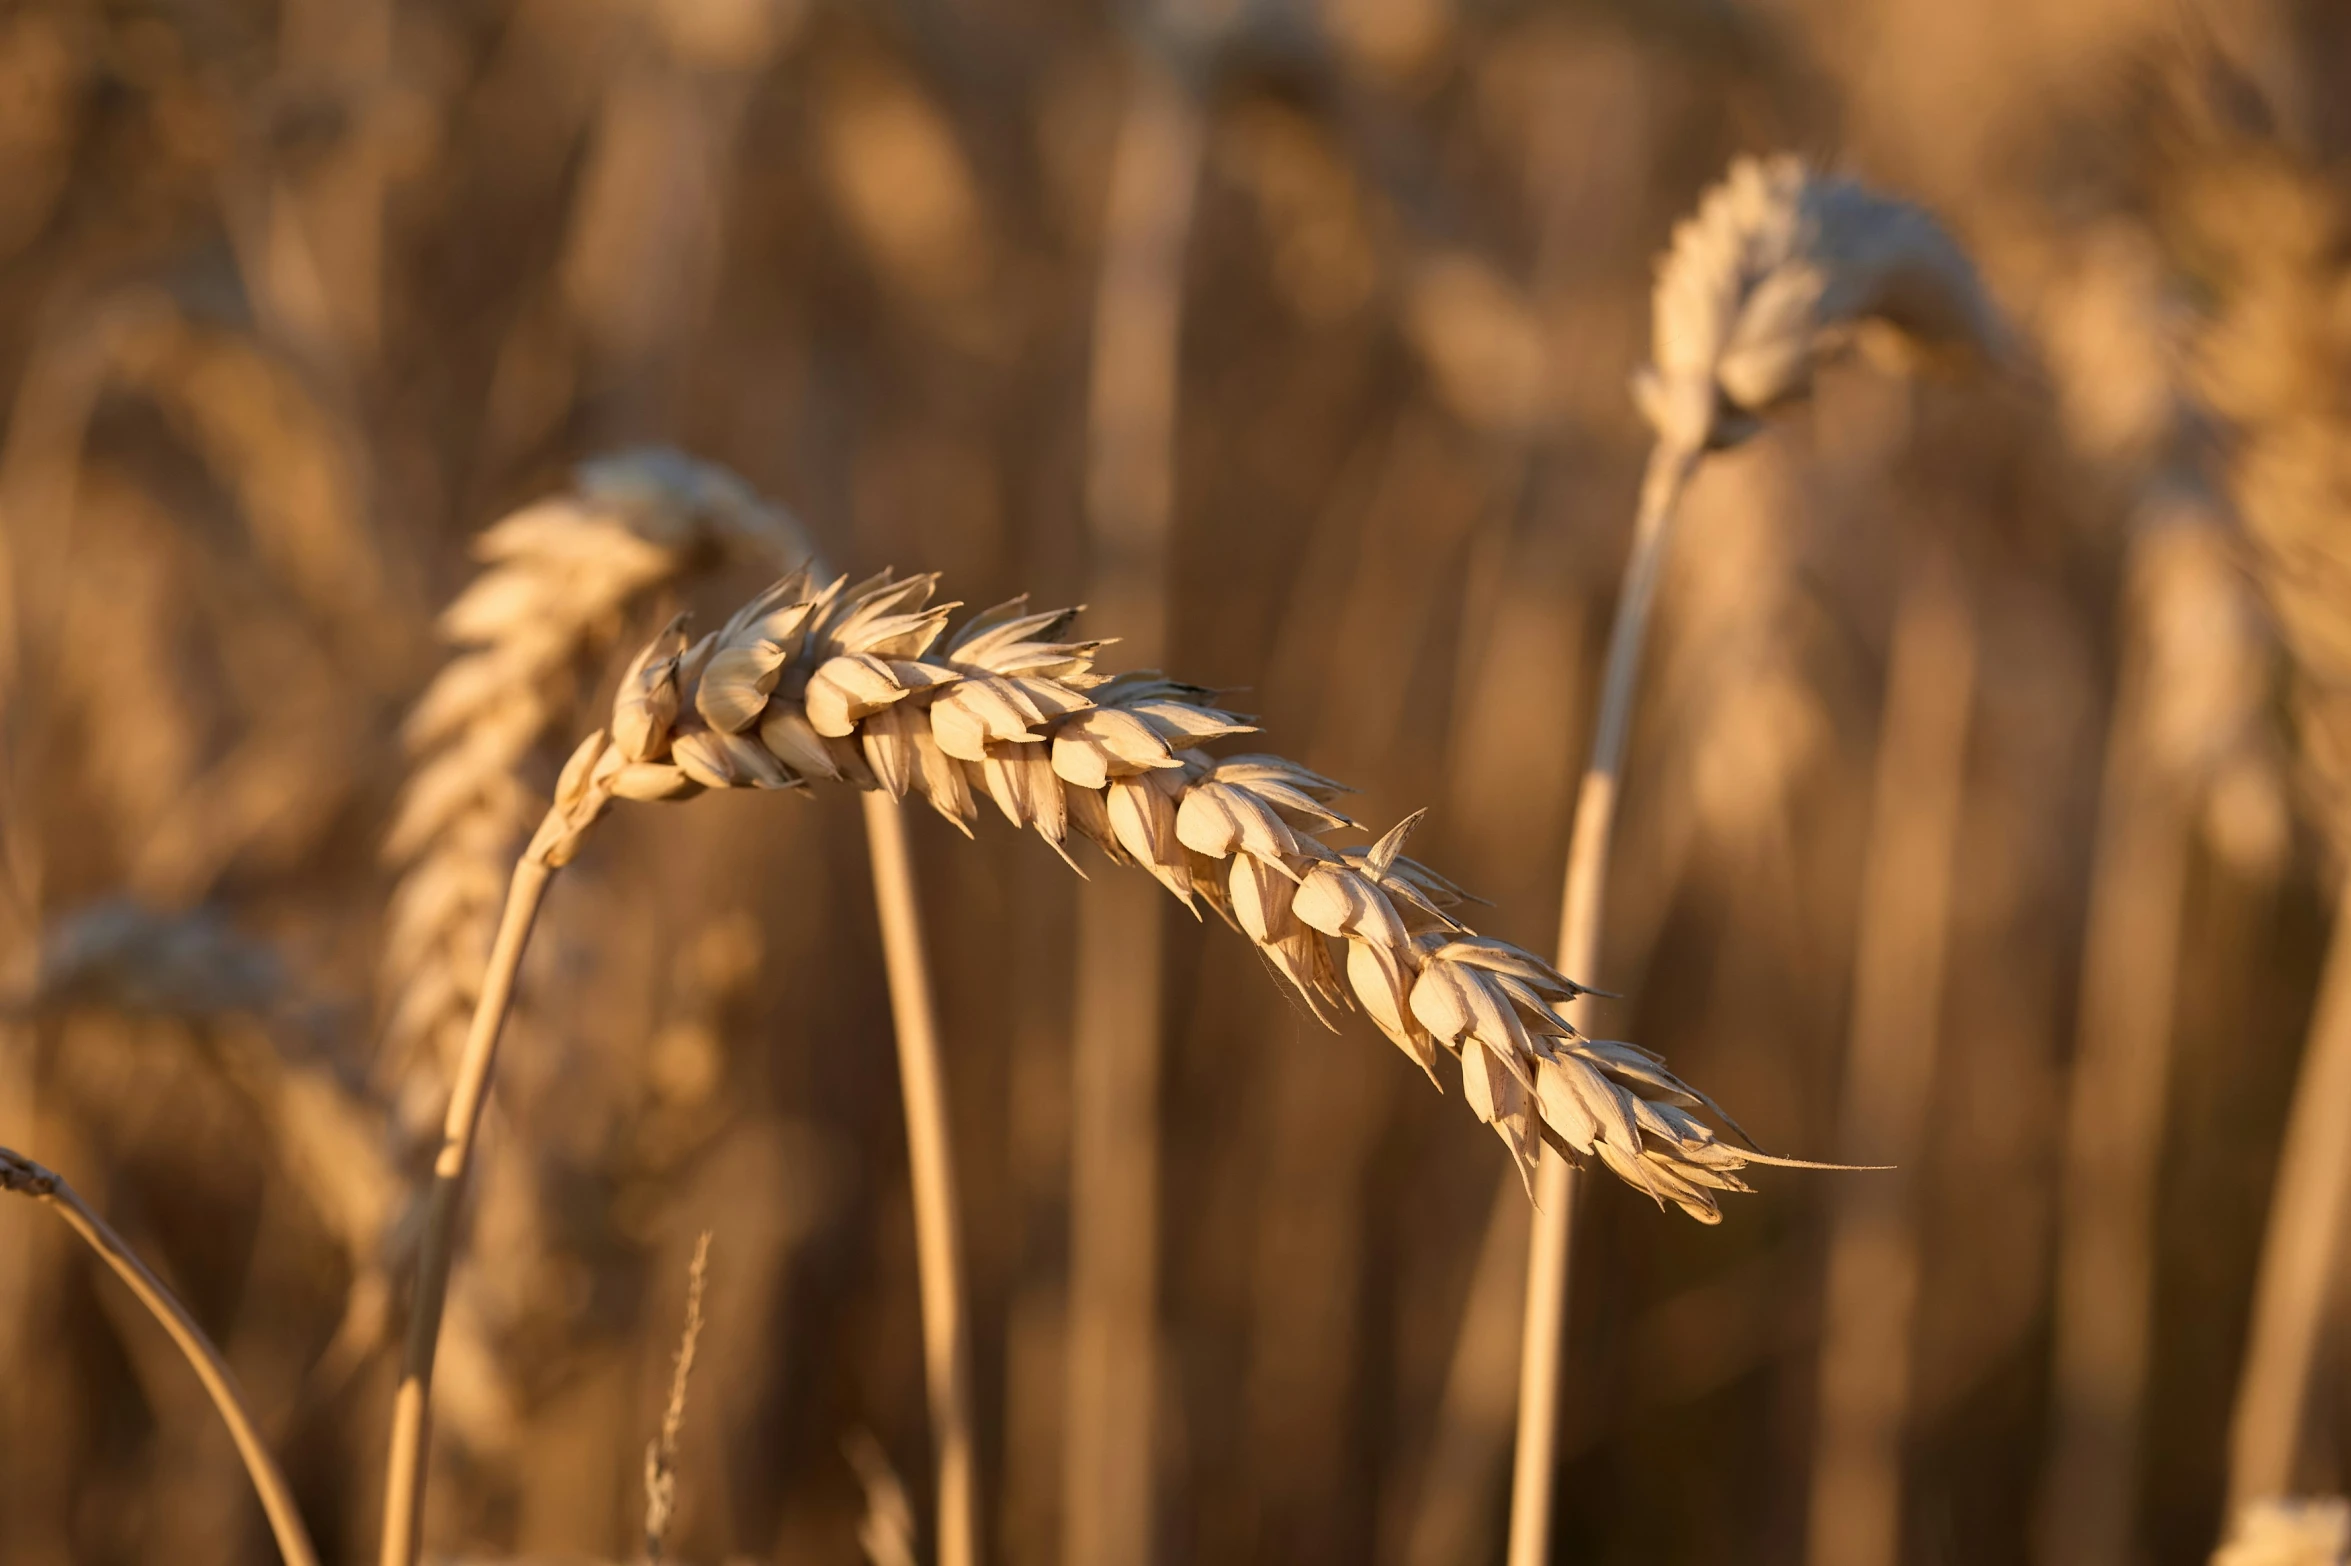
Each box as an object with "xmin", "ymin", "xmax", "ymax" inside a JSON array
[
  {"xmin": 1641, "ymin": 153, "xmax": 2008, "ymax": 453},
  {"xmin": 530, "ymin": 566, "xmax": 1806, "ymax": 1223}
]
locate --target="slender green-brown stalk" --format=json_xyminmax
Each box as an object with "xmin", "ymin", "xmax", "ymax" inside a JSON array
[{"xmin": 1, "ymin": 1146, "xmax": 321, "ymax": 1566}]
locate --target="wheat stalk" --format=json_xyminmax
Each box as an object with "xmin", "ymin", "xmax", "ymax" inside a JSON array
[
  {"xmin": 0, "ymin": 1145, "xmax": 321, "ymax": 1566},
  {"xmin": 2191, "ymin": 138, "xmax": 2351, "ymax": 1519},
  {"xmin": 1505, "ymin": 151, "xmax": 2001, "ymax": 1566}
]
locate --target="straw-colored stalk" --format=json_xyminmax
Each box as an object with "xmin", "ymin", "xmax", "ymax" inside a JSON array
[
  {"xmin": 1805, "ymin": 558, "xmax": 1976, "ymax": 1566},
  {"xmin": 1505, "ymin": 154, "xmax": 2000, "ymax": 1566},
  {"xmin": 864, "ymin": 790, "xmax": 979, "ymax": 1566},
  {"xmin": 0, "ymin": 1146, "xmax": 321, "ymax": 1566},
  {"xmin": 1066, "ymin": 50, "xmax": 1204, "ymax": 1566},
  {"xmin": 2039, "ymin": 505, "xmax": 2278, "ymax": 1566},
  {"xmin": 2188, "ymin": 140, "xmax": 2351, "ymax": 1521}
]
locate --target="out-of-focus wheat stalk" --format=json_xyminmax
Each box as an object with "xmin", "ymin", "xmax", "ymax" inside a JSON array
[
  {"xmin": 0, "ymin": 1145, "xmax": 321, "ymax": 1566},
  {"xmin": 1805, "ymin": 553, "xmax": 1977, "ymax": 1566},
  {"xmin": 642, "ymin": 1230, "xmax": 710, "ymax": 1566},
  {"xmin": 382, "ymin": 447, "xmax": 806, "ymax": 1137},
  {"xmin": 1508, "ymin": 153, "xmax": 2000, "ymax": 1566},
  {"xmin": 2192, "ymin": 140, "xmax": 2351, "ymax": 1520},
  {"xmin": 1066, "ymin": 43, "xmax": 1204, "ymax": 1566}
]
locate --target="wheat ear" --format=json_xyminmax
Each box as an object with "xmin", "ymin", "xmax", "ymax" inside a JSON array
[
  {"xmin": 1507, "ymin": 153, "xmax": 2000, "ymax": 1566},
  {"xmin": 381, "ymin": 447, "xmax": 808, "ymax": 1137},
  {"xmin": 0, "ymin": 1146, "xmax": 320, "ymax": 1566}
]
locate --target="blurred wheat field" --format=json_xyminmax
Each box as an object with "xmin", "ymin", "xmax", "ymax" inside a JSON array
[{"xmin": 2, "ymin": 1, "xmax": 2350, "ymax": 1564}]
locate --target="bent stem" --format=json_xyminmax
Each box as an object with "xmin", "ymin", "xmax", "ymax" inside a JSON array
[
  {"xmin": 380, "ymin": 851, "xmax": 556, "ymax": 1566},
  {"xmin": 0, "ymin": 1147, "xmax": 321, "ymax": 1566},
  {"xmin": 1506, "ymin": 437, "xmax": 1700, "ymax": 1566},
  {"xmin": 2228, "ymin": 876, "xmax": 2351, "ymax": 1513},
  {"xmin": 863, "ymin": 791, "xmax": 980, "ymax": 1566}
]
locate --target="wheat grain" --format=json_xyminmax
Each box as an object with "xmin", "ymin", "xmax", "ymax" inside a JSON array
[
  {"xmin": 542, "ymin": 568, "xmax": 1790, "ymax": 1212},
  {"xmin": 0, "ymin": 1145, "xmax": 320, "ymax": 1566},
  {"xmin": 381, "ymin": 447, "xmax": 808, "ymax": 1135}
]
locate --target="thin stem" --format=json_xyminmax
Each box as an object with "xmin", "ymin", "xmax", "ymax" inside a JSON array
[
  {"xmin": 380, "ymin": 850, "xmax": 557, "ymax": 1566},
  {"xmin": 2035, "ymin": 619, "xmax": 2192, "ymax": 1566},
  {"xmin": 2227, "ymin": 875, "xmax": 2351, "ymax": 1513},
  {"xmin": 863, "ymin": 790, "xmax": 980, "ymax": 1566},
  {"xmin": 1804, "ymin": 558, "xmax": 1976, "ymax": 1566},
  {"xmin": 1506, "ymin": 438, "xmax": 1699, "ymax": 1566},
  {"xmin": 1, "ymin": 1148, "xmax": 320, "ymax": 1566}
]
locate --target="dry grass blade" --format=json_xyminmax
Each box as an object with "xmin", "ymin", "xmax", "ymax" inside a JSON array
[
  {"xmin": 0, "ymin": 1145, "xmax": 321, "ymax": 1566},
  {"xmin": 642, "ymin": 1231, "xmax": 711, "ymax": 1566}
]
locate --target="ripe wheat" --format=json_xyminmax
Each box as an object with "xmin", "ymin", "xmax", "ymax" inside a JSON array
[{"xmin": 531, "ymin": 567, "xmax": 1797, "ymax": 1216}]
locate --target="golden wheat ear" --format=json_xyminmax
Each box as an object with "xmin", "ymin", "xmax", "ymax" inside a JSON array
[{"xmin": 547, "ymin": 568, "xmax": 1791, "ymax": 1215}]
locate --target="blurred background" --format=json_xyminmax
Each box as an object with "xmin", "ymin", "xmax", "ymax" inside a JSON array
[{"xmin": 1, "ymin": 0, "xmax": 2349, "ymax": 1563}]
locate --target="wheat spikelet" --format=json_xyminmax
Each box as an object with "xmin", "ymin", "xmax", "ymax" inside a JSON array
[
  {"xmin": 381, "ymin": 448, "xmax": 809, "ymax": 1133},
  {"xmin": 534, "ymin": 567, "xmax": 1798, "ymax": 1217},
  {"xmin": 1636, "ymin": 153, "xmax": 2004, "ymax": 455}
]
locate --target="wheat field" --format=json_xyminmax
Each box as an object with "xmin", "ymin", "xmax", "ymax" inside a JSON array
[{"xmin": 2, "ymin": 2, "xmax": 2349, "ymax": 1564}]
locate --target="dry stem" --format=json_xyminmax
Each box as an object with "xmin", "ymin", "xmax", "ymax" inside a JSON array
[
  {"xmin": 863, "ymin": 791, "xmax": 980, "ymax": 1566},
  {"xmin": 1804, "ymin": 558, "xmax": 1975, "ymax": 1566},
  {"xmin": 0, "ymin": 1145, "xmax": 321, "ymax": 1566},
  {"xmin": 2229, "ymin": 881, "xmax": 2351, "ymax": 1511},
  {"xmin": 380, "ymin": 853, "xmax": 555, "ymax": 1566},
  {"xmin": 1505, "ymin": 437, "xmax": 1697, "ymax": 1566}
]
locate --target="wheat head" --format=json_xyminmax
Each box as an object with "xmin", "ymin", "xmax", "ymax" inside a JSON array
[
  {"xmin": 1636, "ymin": 153, "xmax": 2004, "ymax": 455},
  {"xmin": 525, "ymin": 566, "xmax": 1799, "ymax": 1218},
  {"xmin": 380, "ymin": 449, "xmax": 810, "ymax": 1135}
]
